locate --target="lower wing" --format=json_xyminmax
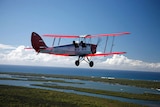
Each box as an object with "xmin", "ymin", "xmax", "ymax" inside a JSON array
[{"xmin": 86, "ymin": 52, "xmax": 126, "ymax": 56}]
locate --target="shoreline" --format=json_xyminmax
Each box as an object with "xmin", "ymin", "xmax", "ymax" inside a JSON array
[{"xmin": 1, "ymin": 71, "xmax": 160, "ymax": 89}]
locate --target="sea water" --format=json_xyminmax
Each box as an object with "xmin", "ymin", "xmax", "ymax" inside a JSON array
[{"xmin": 0, "ymin": 64, "xmax": 160, "ymax": 81}]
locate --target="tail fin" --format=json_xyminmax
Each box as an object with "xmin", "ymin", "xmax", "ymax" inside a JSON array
[{"xmin": 31, "ymin": 32, "xmax": 48, "ymax": 52}]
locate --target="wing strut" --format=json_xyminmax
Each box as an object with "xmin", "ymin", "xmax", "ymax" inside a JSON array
[
  {"xmin": 104, "ymin": 36, "xmax": 109, "ymax": 54},
  {"xmin": 58, "ymin": 38, "xmax": 61, "ymax": 45},
  {"xmin": 110, "ymin": 36, "xmax": 115, "ymax": 53},
  {"xmin": 52, "ymin": 38, "xmax": 56, "ymax": 47}
]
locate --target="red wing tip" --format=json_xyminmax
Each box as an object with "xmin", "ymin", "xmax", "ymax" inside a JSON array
[
  {"xmin": 123, "ymin": 32, "xmax": 130, "ymax": 34},
  {"xmin": 110, "ymin": 52, "xmax": 126, "ymax": 55},
  {"xmin": 114, "ymin": 52, "xmax": 126, "ymax": 54}
]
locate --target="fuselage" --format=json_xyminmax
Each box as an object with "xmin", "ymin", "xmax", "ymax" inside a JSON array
[
  {"xmin": 40, "ymin": 43, "xmax": 97, "ymax": 56},
  {"xmin": 31, "ymin": 32, "xmax": 97, "ymax": 56}
]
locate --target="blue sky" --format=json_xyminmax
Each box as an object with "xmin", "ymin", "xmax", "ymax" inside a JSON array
[{"xmin": 0, "ymin": 0, "xmax": 160, "ymax": 69}]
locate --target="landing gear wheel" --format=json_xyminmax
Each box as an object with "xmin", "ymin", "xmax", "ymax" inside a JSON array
[
  {"xmin": 75, "ymin": 60, "xmax": 80, "ymax": 66},
  {"xmin": 89, "ymin": 61, "xmax": 94, "ymax": 67}
]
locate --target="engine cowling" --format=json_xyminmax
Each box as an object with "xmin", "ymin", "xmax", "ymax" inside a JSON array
[{"xmin": 91, "ymin": 44, "xmax": 97, "ymax": 54}]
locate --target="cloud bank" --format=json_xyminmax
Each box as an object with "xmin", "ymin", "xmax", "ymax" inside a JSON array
[
  {"xmin": 98, "ymin": 55, "xmax": 160, "ymax": 71},
  {"xmin": 0, "ymin": 44, "xmax": 16, "ymax": 49},
  {"xmin": 0, "ymin": 44, "xmax": 160, "ymax": 72}
]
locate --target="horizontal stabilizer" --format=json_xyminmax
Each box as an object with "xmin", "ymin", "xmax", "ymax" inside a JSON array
[{"xmin": 24, "ymin": 47, "xmax": 33, "ymax": 49}]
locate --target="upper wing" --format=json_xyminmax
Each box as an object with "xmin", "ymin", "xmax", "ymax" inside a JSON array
[
  {"xmin": 43, "ymin": 34, "xmax": 79, "ymax": 38},
  {"xmin": 43, "ymin": 32, "xmax": 130, "ymax": 38},
  {"xmin": 86, "ymin": 52, "xmax": 126, "ymax": 56},
  {"xmin": 86, "ymin": 32, "xmax": 130, "ymax": 38}
]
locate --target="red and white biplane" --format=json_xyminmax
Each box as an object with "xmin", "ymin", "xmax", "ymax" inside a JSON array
[{"xmin": 29, "ymin": 32, "xmax": 130, "ymax": 67}]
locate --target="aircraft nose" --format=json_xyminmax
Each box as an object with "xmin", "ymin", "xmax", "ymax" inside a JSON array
[{"xmin": 91, "ymin": 44, "xmax": 97, "ymax": 54}]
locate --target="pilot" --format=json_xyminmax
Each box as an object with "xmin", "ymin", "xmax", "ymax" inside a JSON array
[
  {"xmin": 73, "ymin": 41, "xmax": 79, "ymax": 48},
  {"xmin": 80, "ymin": 41, "xmax": 86, "ymax": 48}
]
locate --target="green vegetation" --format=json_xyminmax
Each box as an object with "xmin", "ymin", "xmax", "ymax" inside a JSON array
[
  {"xmin": 0, "ymin": 85, "xmax": 145, "ymax": 107},
  {"xmin": 32, "ymin": 84, "xmax": 160, "ymax": 101},
  {"xmin": 1, "ymin": 72, "xmax": 160, "ymax": 89}
]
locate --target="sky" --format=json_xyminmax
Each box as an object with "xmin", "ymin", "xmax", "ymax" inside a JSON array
[{"xmin": 0, "ymin": 0, "xmax": 160, "ymax": 71}]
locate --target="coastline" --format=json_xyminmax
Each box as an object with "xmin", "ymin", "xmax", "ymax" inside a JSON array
[{"xmin": 1, "ymin": 71, "xmax": 160, "ymax": 89}]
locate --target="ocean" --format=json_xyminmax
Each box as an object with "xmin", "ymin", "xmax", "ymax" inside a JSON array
[{"xmin": 0, "ymin": 64, "xmax": 160, "ymax": 81}]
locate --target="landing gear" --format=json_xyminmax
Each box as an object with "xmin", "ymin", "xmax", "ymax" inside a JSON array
[
  {"xmin": 75, "ymin": 56, "xmax": 94, "ymax": 67},
  {"xmin": 75, "ymin": 60, "xmax": 80, "ymax": 66},
  {"xmin": 89, "ymin": 61, "xmax": 94, "ymax": 67}
]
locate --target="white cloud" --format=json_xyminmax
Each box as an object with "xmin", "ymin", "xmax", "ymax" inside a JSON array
[
  {"xmin": 0, "ymin": 44, "xmax": 160, "ymax": 72},
  {"xmin": 96, "ymin": 55, "xmax": 160, "ymax": 71},
  {"xmin": 0, "ymin": 44, "xmax": 16, "ymax": 49}
]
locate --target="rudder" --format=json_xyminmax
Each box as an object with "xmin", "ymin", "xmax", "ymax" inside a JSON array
[{"xmin": 31, "ymin": 32, "xmax": 47, "ymax": 52}]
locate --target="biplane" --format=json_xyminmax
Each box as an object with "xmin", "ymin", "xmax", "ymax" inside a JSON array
[{"xmin": 29, "ymin": 32, "xmax": 130, "ymax": 67}]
